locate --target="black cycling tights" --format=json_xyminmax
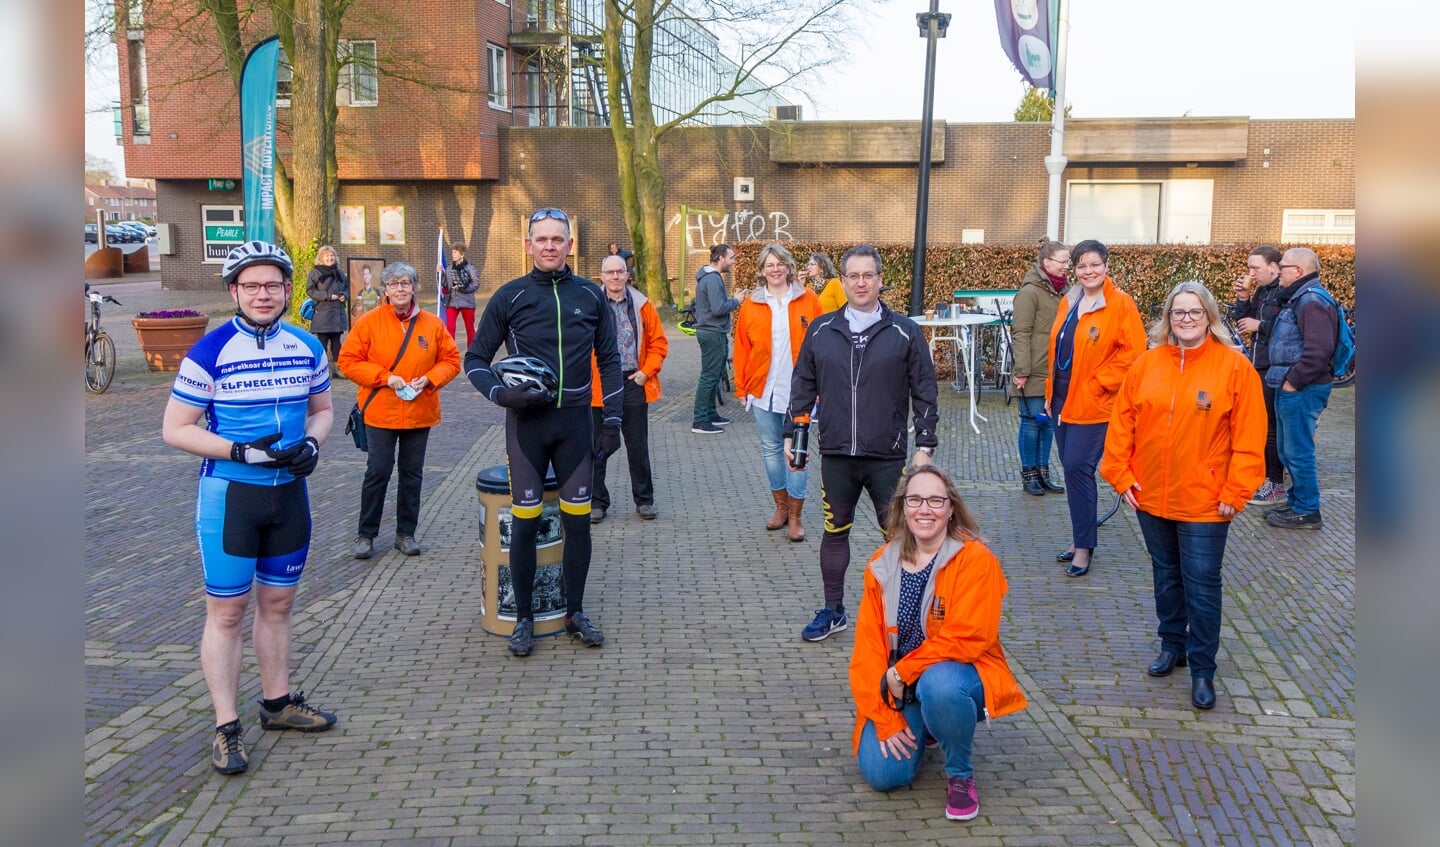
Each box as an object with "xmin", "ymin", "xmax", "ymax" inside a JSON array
[{"xmin": 506, "ymin": 405, "xmax": 595, "ymax": 620}]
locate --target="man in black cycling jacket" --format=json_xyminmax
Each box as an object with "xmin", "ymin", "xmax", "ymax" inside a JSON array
[{"xmin": 464, "ymin": 208, "xmax": 623, "ymax": 657}]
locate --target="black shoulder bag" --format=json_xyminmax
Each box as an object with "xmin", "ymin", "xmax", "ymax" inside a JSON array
[{"xmin": 345, "ymin": 316, "xmax": 418, "ymax": 452}]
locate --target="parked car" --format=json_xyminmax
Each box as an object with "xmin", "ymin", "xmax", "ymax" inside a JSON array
[
  {"xmin": 110, "ymin": 223, "xmax": 145, "ymax": 243},
  {"xmin": 85, "ymin": 223, "xmax": 98, "ymax": 244}
]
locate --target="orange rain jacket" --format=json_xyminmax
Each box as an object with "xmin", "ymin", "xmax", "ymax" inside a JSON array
[
  {"xmin": 732, "ymin": 282, "xmax": 822, "ymax": 401},
  {"xmin": 1101, "ymin": 335, "xmax": 1267, "ymax": 520},
  {"xmin": 590, "ymin": 287, "xmax": 669, "ymax": 405},
  {"xmin": 1043, "ymin": 277, "xmax": 1148, "ymax": 425},
  {"xmin": 337, "ymin": 302, "xmax": 461, "ymax": 430},
  {"xmin": 848, "ymin": 537, "xmax": 1027, "ymax": 754}
]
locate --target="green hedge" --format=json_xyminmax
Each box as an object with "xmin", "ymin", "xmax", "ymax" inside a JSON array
[{"xmin": 731, "ymin": 243, "xmax": 1355, "ymax": 316}]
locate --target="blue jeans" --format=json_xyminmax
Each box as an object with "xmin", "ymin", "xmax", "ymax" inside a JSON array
[
  {"xmin": 856, "ymin": 661, "xmax": 986, "ymax": 790},
  {"xmin": 1136, "ymin": 511, "xmax": 1229, "ymax": 679},
  {"xmin": 1016, "ymin": 395, "xmax": 1055, "ymax": 468},
  {"xmin": 753, "ymin": 406, "xmax": 807, "ymax": 499},
  {"xmin": 1274, "ymin": 382, "xmax": 1330, "ymax": 514}
]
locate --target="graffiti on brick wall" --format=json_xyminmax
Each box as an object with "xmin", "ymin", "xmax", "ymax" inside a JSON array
[{"xmin": 667, "ymin": 208, "xmax": 792, "ymax": 250}]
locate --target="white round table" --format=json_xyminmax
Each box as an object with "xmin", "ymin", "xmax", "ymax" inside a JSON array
[{"xmin": 913, "ymin": 313, "xmax": 1003, "ymax": 433}]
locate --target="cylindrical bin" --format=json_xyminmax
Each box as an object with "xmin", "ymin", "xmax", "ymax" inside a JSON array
[{"xmin": 475, "ymin": 465, "xmax": 567, "ymax": 638}]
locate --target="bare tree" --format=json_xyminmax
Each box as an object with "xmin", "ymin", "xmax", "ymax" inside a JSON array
[
  {"xmin": 601, "ymin": 0, "xmax": 856, "ymax": 304},
  {"xmin": 85, "ymin": 153, "xmax": 119, "ymax": 186}
]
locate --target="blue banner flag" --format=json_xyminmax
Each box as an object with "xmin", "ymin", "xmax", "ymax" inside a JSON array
[
  {"xmin": 240, "ymin": 37, "xmax": 280, "ymax": 243},
  {"xmin": 993, "ymin": 0, "xmax": 1057, "ymax": 92}
]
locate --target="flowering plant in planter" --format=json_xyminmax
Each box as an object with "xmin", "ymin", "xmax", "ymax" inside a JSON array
[{"xmin": 135, "ymin": 309, "xmax": 205, "ymax": 319}]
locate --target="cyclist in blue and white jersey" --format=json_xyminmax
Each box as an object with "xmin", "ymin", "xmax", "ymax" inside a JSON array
[{"xmin": 161, "ymin": 241, "xmax": 337, "ymax": 775}]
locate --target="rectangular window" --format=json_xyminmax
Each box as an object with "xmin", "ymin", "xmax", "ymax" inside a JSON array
[
  {"xmin": 347, "ymin": 40, "xmax": 378, "ymax": 107},
  {"xmin": 126, "ymin": 39, "xmax": 150, "ymax": 136},
  {"xmin": 487, "ymin": 44, "xmax": 508, "ymax": 110},
  {"xmin": 276, "ymin": 45, "xmax": 293, "ymax": 108},
  {"xmin": 1064, "ymin": 179, "xmax": 1214, "ymax": 245},
  {"xmin": 1281, "ymin": 209, "xmax": 1355, "ymax": 245}
]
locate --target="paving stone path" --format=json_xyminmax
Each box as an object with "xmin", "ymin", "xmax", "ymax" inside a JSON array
[{"xmin": 86, "ymin": 294, "xmax": 1354, "ymax": 846}]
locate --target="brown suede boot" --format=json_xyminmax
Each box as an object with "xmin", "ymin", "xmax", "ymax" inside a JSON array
[
  {"xmin": 787, "ymin": 497, "xmax": 806, "ymax": 542},
  {"xmin": 765, "ymin": 490, "xmax": 789, "ymax": 531}
]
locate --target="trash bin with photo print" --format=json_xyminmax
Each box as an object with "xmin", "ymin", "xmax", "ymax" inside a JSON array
[{"xmin": 475, "ymin": 465, "xmax": 567, "ymax": 638}]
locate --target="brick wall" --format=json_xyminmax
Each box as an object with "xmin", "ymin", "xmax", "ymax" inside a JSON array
[{"xmin": 155, "ymin": 119, "xmax": 1354, "ymax": 295}]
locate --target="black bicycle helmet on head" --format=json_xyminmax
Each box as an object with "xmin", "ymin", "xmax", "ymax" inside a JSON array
[
  {"xmin": 221, "ymin": 241, "xmax": 294, "ymax": 287},
  {"xmin": 492, "ymin": 355, "xmax": 559, "ymax": 394}
]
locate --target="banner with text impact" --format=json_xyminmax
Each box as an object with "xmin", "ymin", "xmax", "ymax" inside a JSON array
[
  {"xmin": 993, "ymin": 0, "xmax": 1058, "ymax": 93},
  {"xmin": 240, "ymin": 37, "xmax": 280, "ymax": 244}
]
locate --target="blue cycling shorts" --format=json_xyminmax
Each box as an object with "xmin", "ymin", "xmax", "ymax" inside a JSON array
[{"xmin": 196, "ymin": 477, "xmax": 311, "ymax": 598}]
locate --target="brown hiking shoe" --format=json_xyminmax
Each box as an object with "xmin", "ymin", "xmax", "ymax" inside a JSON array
[
  {"xmin": 211, "ymin": 722, "xmax": 248, "ymax": 775},
  {"xmin": 258, "ymin": 691, "xmax": 337, "ymax": 732}
]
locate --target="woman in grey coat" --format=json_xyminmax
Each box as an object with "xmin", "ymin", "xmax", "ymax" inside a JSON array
[{"xmin": 306, "ymin": 244, "xmax": 349, "ymax": 372}]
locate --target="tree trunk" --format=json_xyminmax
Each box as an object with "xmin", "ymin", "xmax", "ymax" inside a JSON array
[{"xmin": 287, "ymin": 0, "xmax": 333, "ymax": 252}]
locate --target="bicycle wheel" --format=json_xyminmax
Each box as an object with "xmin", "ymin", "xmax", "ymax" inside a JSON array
[
  {"xmin": 86, "ymin": 332, "xmax": 116, "ymax": 394},
  {"xmin": 1000, "ymin": 342, "xmax": 1014, "ymax": 404}
]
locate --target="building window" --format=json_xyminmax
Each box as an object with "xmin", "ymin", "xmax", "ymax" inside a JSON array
[
  {"xmin": 276, "ymin": 45, "xmax": 293, "ymax": 108},
  {"xmin": 345, "ymin": 40, "xmax": 378, "ymax": 107},
  {"xmin": 1064, "ymin": 179, "xmax": 1214, "ymax": 245},
  {"xmin": 1281, "ymin": 209, "xmax": 1355, "ymax": 245},
  {"xmin": 487, "ymin": 44, "xmax": 508, "ymax": 110},
  {"xmin": 126, "ymin": 38, "xmax": 150, "ymax": 136}
]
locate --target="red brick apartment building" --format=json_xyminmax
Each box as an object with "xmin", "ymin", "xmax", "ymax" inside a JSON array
[
  {"xmin": 85, "ymin": 183, "xmax": 158, "ymax": 222},
  {"xmin": 116, "ymin": 2, "xmax": 1354, "ymax": 291}
]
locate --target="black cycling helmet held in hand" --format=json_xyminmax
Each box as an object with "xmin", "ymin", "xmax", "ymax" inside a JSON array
[
  {"xmin": 493, "ymin": 355, "xmax": 559, "ymax": 394},
  {"xmin": 221, "ymin": 241, "xmax": 294, "ymax": 287}
]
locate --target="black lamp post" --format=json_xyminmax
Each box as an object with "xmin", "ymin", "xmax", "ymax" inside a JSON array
[{"xmin": 909, "ymin": 0, "xmax": 951, "ymax": 317}]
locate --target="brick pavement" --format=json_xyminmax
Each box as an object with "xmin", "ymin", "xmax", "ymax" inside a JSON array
[{"xmin": 86, "ymin": 307, "xmax": 1354, "ymax": 846}]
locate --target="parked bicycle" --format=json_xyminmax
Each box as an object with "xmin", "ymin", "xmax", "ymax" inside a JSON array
[{"xmin": 85, "ymin": 284, "xmax": 120, "ymax": 394}]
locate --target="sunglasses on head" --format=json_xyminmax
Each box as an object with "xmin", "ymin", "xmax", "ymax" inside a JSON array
[{"xmin": 529, "ymin": 208, "xmax": 569, "ymax": 223}]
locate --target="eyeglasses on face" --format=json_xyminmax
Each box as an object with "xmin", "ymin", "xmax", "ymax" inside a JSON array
[
  {"xmin": 529, "ymin": 207, "xmax": 569, "ymax": 223},
  {"xmin": 236, "ymin": 281, "xmax": 285, "ymax": 296},
  {"xmin": 843, "ymin": 272, "xmax": 881, "ymax": 283},
  {"xmin": 384, "ymin": 280, "xmax": 414, "ymax": 289},
  {"xmin": 1278, "ymin": 263, "xmax": 1301, "ymax": 270},
  {"xmin": 903, "ymin": 495, "xmax": 949, "ymax": 510},
  {"xmin": 1169, "ymin": 308, "xmax": 1206, "ymax": 322},
  {"xmin": 1045, "ymin": 257, "xmax": 1072, "ymax": 266}
]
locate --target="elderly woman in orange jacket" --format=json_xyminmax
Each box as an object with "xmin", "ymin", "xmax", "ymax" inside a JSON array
[
  {"xmin": 733, "ymin": 242, "xmax": 822, "ymax": 541},
  {"xmin": 1044, "ymin": 239, "xmax": 1147, "ymax": 577},
  {"xmin": 338, "ymin": 262, "xmax": 461, "ymax": 559},
  {"xmin": 849, "ymin": 465, "xmax": 1026, "ymax": 822},
  {"xmin": 1101, "ymin": 281, "xmax": 1266, "ymax": 710}
]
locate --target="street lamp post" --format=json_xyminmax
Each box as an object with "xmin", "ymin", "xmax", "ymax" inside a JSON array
[{"xmin": 909, "ymin": 0, "xmax": 951, "ymax": 317}]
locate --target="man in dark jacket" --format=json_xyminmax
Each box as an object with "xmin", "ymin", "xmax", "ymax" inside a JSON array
[
  {"xmin": 464, "ymin": 208, "xmax": 623, "ymax": 656},
  {"xmin": 787, "ymin": 244, "xmax": 939, "ymax": 642},
  {"xmin": 1228, "ymin": 245, "xmax": 1287, "ymax": 505},
  {"xmin": 1263, "ymin": 247, "xmax": 1337, "ymax": 530},
  {"xmin": 691, "ymin": 243, "xmax": 746, "ymax": 433}
]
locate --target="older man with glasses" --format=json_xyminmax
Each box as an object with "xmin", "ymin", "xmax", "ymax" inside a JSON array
[
  {"xmin": 1262, "ymin": 247, "xmax": 1339, "ymax": 530},
  {"xmin": 464, "ymin": 207, "xmax": 623, "ymax": 657}
]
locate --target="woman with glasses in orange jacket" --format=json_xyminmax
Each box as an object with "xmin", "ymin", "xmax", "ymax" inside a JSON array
[
  {"xmin": 1045, "ymin": 239, "xmax": 1147, "ymax": 577},
  {"xmin": 1101, "ymin": 281, "xmax": 1265, "ymax": 710},
  {"xmin": 734, "ymin": 242, "xmax": 822, "ymax": 541},
  {"xmin": 849, "ymin": 465, "xmax": 1026, "ymax": 822}
]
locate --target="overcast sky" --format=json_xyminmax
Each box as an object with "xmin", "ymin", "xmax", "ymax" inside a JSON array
[{"xmin": 85, "ymin": 0, "xmax": 1356, "ymax": 179}]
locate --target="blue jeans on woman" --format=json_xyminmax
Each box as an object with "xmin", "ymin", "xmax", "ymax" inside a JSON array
[
  {"xmin": 856, "ymin": 661, "xmax": 986, "ymax": 790},
  {"xmin": 753, "ymin": 406, "xmax": 807, "ymax": 499},
  {"xmin": 1135, "ymin": 511, "xmax": 1230, "ymax": 679},
  {"xmin": 1016, "ymin": 394, "xmax": 1055, "ymax": 468}
]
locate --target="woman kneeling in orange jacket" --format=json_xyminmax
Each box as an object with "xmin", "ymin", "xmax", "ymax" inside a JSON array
[
  {"xmin": 1101, "ymin": 281, "xmax": 1266, "ymax": 710},
  {"xmin": 849, "ymin": 465, "xmax": 1027, "ymax": 823}
]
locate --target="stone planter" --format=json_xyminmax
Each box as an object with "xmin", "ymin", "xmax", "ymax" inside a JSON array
[{"xmin": 131, "ymin": 315, "xmax": 210, "ymax": 371}]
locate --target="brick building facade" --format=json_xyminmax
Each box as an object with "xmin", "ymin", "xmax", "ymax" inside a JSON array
[{"xmin": 145, "ymin": 118, "xmax": 1353, "ymax": 292}]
